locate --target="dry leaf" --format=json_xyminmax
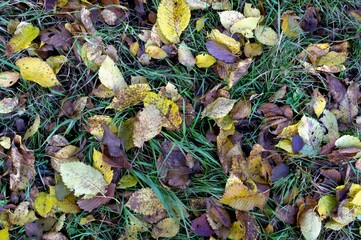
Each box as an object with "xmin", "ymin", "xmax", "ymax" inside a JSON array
[
  {"xmin": 157, "ymin": 0, "xmax": 191, "ymax": 43},
  {"xmin": 254, "ymin": 26, "xmax": 278, "ymax": 46},
  {"xmin": 178, "ymin": 42, "xmax": 195, "ymax": 69},
  {"xmin": 311, "ymin": 89, "xmax": 326, "ymax": 118},
  {"xmin": 16, "ymin": 57, "xmax": 61, "ymax": 87},
  {"xmin": 84, "ymin": 115, "xmax": 117, "ymax": 139},
  {"xmin": 101, "ymin": 9, "xmax": 117, "ymax": 25},
  {"xmin": 243, "ymin": 3, "xmax": 261, "ymax": 17},
  {"xmin": 93, "ymin": 148, "xmax": 113, "ymax": 184},
  {"xmin": 145, "ymin": 45, "xmax": 168, "ymax": 59},
  {"xmin": 230, "ymin": 17, "xmax": 260, "ymax": 37},
  {"xmin": 281, "ymin": 11, "xmax": 302, "ymax": 37},
  {"xmin": 195, "ymin": 54, "xmax": 217, "ymax": 68},
  {"xmin": 244, "ymin": 42, "xmax": 262, "ymax": 58},
  {"xmin": 0, "ymin": 71, "xmax": 20, "ymax": 87},
  {"xmin": 6, "ymin": 22, "xmax": 39, "ymax": 55},
  {"xmin": 151, "ymin": 218, "xmax": 180, "ymax": 238},
  {"xmin": 207, "ymin": 29, "xmax": 241, "ymax": 54},
  {"xmin": 0, "ymin": 97, "xmax": 18, "ymax": 114},
  {"xmin": 23, "ymin": 115, "xmax": 40, "ymax": 140},
  {"xmin": 202, "ymin": 97, "xmax": 236, "ymax": 119},
  {"xmin": 298, "ymin": 208, "xmax": 322, "ymax": 240},
  {"xmin": 59, "ymin": 162, "xmax": 107, "ymax": 199},
  {"xmin": 218, "ymin": 11, "xmax": 244, "ymax": 31},
  {"xmin": 98, "ymin": 56, "xmax": 127, "ymax": 92}
]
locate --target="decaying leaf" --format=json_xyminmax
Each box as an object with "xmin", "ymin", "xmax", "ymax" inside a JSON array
[
  {"xmin": 254, "ymin": 26, "xmax": 278, "ymax": 46},
  {"xmin": 60, "ymin": 162, "xmax": 107, "ymax": 199},
  {"xmin": 311, "ymin": 88, "xmax": 326, "ymax": 118},
  {"xmin": 16, "ymin": 57, "xmax": 61, "ymax": 87},
  {"xmin": 207, "ymin": 29, "xmax": 241, "ymax": 54},
  {"xmin": 77, "ymin": 183, "xmax": 116, "ymax": 212},
  {"xmin": 218, "ymin": 11, "xmax": 244, "ymax": 31},
  {"xmin": 84, "ymin": 115, "xmax": 118, "ymax": 139},
  {"xmin": 206, "ymin": 199, "xmax": 231, "ymax": 239},
  {"xmin": 191, "ymin": 213, "xmax": 214, "ymax": 237},
  {"xmin": 98, "ymin": 56, "xmax": 127, "ymax": 93},
  {"xmin": 0, "ymin": 71, "xmax": 20, "ymax": 87},
  {"xmin": 23, "ymin": 115, "xmax": 40, "ymax": 140},
  {"xmin": 202, "ymin": 97, "xmax": 236, "ymax": 119},
  {"xmin": 298, "ymin": 115, "xmax": 324, "ymax": 148},
  {"xmin": 145, "ymin": 45, "xmax": 168, "ymax": 59},
  {"xmin": 206, "ymin": 41, "xmax": 237, "ymax": 63},
  {"xmin": 118, "ymin": 174, "xmax": 138, "ymax": 188},
  {"xmin": 281, "ymin": 11, "xmax": 303, "ymax": 37},
  {"xmin": 93, "ymin": 148, "xmax": 113, "ymax": 184},
  {"xmin": 298, "ymin": 208, "xmax": 322, "ymax": 240},
  {"xmin": 178, "ymin": 42, "xmax": 195, "ymax": 69},
  {"xmin": 0, "ymin": 97, "xmax": 18, "ymax": 114},
  {"xmin": 230, "ymin": 17, "xmax": 260, "ymax": 37},
  {"xmin": 213, "ymin": 58, "xmax": 253, "ymax": 88},
  {"xmin": 157, "ymin": 0, "xmax": 191, "ymax": 43},
  {"xmin": 151, "ymin": 218, "xmax": 180, "ymax": 238},
  {"xmin": 6, "ymin": 22, "xmax": 39, "ymax": 55},
  {"xmin": 8, "ymin": 202, "xmax": 38, "ymax": 226}
]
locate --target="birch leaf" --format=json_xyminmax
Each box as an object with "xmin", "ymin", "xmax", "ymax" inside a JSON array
[
  {"xmin": 93, "ymin": 148, "xmax": 113, "ymax": 185},
  {"xmin": 298, "ymin": 115, "xmax": 324, "ymax": 148},
  {"xmin": 218, "ymin": 11, "xmax": 244, "ymax": 31},
  {"xmin": 195, "ymin": 54, "xmax": 216, "ymax": 68},
  {"xmin": 23, "ymin": 115, "xmax": 40, "ymax": 140},
  {"xmin": 298, "ymin": 209, "xmax": 322, "ymax": 240},
  {"xmin": 59, "ymin": 162, "xmax": 107, "ymax": 199},
  {"xmin": 254, "ymin": 26, "xmax": 278, "ymax": 46},
  {"xmin": 16, "ymin": 57, "xmax": 61, "ymax": 87},
  {"xmin": 202, "ymin": 97, "xmax": 236, "ymax": 119},
  {"xmin": 0, "ymin": 71, "xmax": 20, "ymax": 87},
  {"xmin": 98, "ymin": 56, "xmax": 127, "ymax": 93},
  {"xmin": 208, "ymin": 29, "xmax": 241, "ymax": 54},
  {"xmin": 158, "ymin": 0, "xmax": 191, "ymax": 43},
  {"xmin": 6, "ymin": 22, "xmax": 39, "ymax": 55}
]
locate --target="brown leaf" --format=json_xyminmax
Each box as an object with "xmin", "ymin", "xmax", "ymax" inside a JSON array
[
  {"xmin": 40, "ymin": 24, "xmax": 72, "ymax": 51},
  {"xmin": 235, "ymin": 211, "xmax": 260, "ymax": 240},
  {"xmin": 206, "ymin": 199, "xmax": 231, "ymax": 239},
  {"xmin": 9, "ymin": 135, "xmax": 36, "ymax": 192},
  {"xmin": 157, "ymin": 140, "xmax": 193, "ymax": 189},
  {"xmin": 276, "ymin": 205, "xmax": 298, "ymax": 225},
  {"xmin": 230, "ymin": 100, "xmax": 252, "ymax": 120},
  {"xmin": 300, "ymin": 4, "xmax": 320, "ymax": 32},
  {"xmin": 42, "ymin": 232, "xmax": 68, "ymax": 240},
  {"xmin": 339, "ymin": 82, "xmax": 360, "ymax": 123},
  {"xmin": 80, "ymin": 8, "xmax": 95, "ymax": 35},
  {"xmin": 77, "ymin": 183, "xmax": 115, "ymax": 212}
]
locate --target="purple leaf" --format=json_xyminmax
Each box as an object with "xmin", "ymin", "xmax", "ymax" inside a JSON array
[
  {"xmin": 271, "ymin": 163, "xmax": 290, "ymax": 182},
  {"xmin": 205, "ymin": 41, "xmax": 237, "ymax": 63},
  {"xmin": 191, "ymin": 213, "xmax": 214, "ymax": 237},
  {"xmin": 292, "ymin": 134, "xmax": 304, "ymax": 153}
]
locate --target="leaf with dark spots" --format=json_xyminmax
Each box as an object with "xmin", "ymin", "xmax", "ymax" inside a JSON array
[
  {"xmin": 191, "ymin": 213, "xmax": 214, "ymax": 237},
  {"xmin": 205, "ymin": 41, "xmax": 238, "ymax": 63},
  {"xmin": 206, "ymin": 199, "xmax": 231, "ymax": 239},
  {"xmin": 276, "ymin": 205, "xmax": 298, "ymax": 225},
  {"xmin": 235, "ymin": 211, "xmax": 260, "ymax": 240},
  {"xmin": 325, "ymin": 74, "xmax": 346, "ymax": 103},
  {"xmin": 77, "ymin": 183, "xmax": 116, "ymax": 212},
  {"xmin": 292, "ymin": 134, "xmax": 304, "ymax": 153},
  {"xmin": 271, "ymin": 163, "xmax": 289, "ymax": 182},
  {"xmin": 40, "ymin": 24, "xmax": 72, "ymax": 51},
  {"xmin": 25, "ymin": 222, "xmax": 43, "ymax": 240}
]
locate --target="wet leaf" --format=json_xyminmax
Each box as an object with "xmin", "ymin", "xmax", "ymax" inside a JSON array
[
  {"xmin": 98, "ymin": 56, "xmax": 127, "ymax": 93},
  {"xmin": 60, "ymin": 162, "xmax": 107, "ymax": 199},
  {"xmin": 0, "ymin": 71, "xmax": 20, "ymax": 87},
  {"xmin": 16, "ymin": 57, "xmax": 61, "ymax": 87},
  {"xmin": 195, "ymin": 54, "xmax": 217, "ymax": 68},
  {"xmin": 151, "ymin": 218, "xmax": 180, "ymax": 238},
  {"xmin": 84, "ymin": 115, "xmax": 117, "ymax": 139},
  {"xmin": 201, "ymin": 97, "xmax": 236, "ymax": 119},
  {"xmin": 254, "ymin": 26, "xmax": 278, "ymax": 46},
  {"xmin": 23, "ymin": 115, "xmax": 40, "ymax": 140},
  {"xmin": 6, "ymin": 22, "xmax": 39, "ymax": 55},
  {"xmin": 157, "ymin": 0, "xmax": 190, "ymax": 43},
  {"xmin": 191, "ymin": 213, "xmax": 214, "ymax": 236},
  {"xmin": 118, "ymin": 174, "xmax": 138, "ymax": 188}
]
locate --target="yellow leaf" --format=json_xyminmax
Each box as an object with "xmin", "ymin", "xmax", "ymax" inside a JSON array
[
  {"xmin": 281, "ymin": 11, "xmax": 302, "ymax": 37},
  {"xmin": 228, "ymin": 221, "xmax": 245, "ymax": 240},
  {"xmin": 6, "ymin": 22, "xmax": 39, "ymax": 55},
  {"xmin": 348, "ymin": 184, "xmax": 361, "ymax": 198},
  {"xmin": 46, "ymin": 55, "xmax": 68, "ymax": 74},
  {"xmin": 275, "ymin": 139, "xmax": 294, "ymax": 153},
  {"xmin": 277, "ymin": 122, "xmax": 299, "ymax": 138},
  {"xmin": 16, "ymin": 57, "xmax": 61, "ymax": 87},
  {"xmin": 195, "ymin": 54, "xmax": 216, "ymax": 68},
  {"xmin": 118, "ymin": 174, "xmax": 138, "ymax": 188},
  {"xmin": 125, "ymin": 188, "xmax": 166, "ymax": 216},
  {"xmin": 92, "ymin": 84, "xmax": 115, "ymax": 98},
  {"xmin": 0, "ymin": 97, "xmax": 18, "ymax": 114},
  {"xmin": 0, "ymin": 71, "xmax": 20, "ymax": 87},
  {"xmin": 151, "ymin": 218, "xmax": 180, "ymax": 238},
  {"xmin": 23, "ymin": 115, "xmax": 40, "ymax": 140},
  {"xmin": 143, "ymin": 92, "xmax": 182, "ymax": 130},
  {"xmin": 207, "ymin": 29, "xmax": 241, "ymax": 54},
  {"xmin": 98, "ymin": 56, "xmax": 127, "ymax": 93},
  {"xmin": 255, "ymin": 26, "xmax": 278, "ymax": 46},
  {"xmin": 0, "ymin": 136, "xmax": 11, "ymax": 149},
  {"xmin": 157, "ymin": 0, "xmax": 191, "ymax": 43},
  {"xmin": 312, "ymin": 89, "xmax": 326, "ymax": 118},
  {"xmin": 298, "ymin": 115, "xmax": 324, "ymax": 147},
  {"xmin": 220, "ymin": 176, "xmax": 268, "ymax": 211},
  {"xmin": 145, "ymin": 46, "xmax": 168, "ymax": 59},
  {"xmin": 0, "ymin": 228, "xmax": 10, "ymax": 240},
  {"xmin": 316, "ymin": 51, "xmax": 348, "ymax": 67},
  {"xmin": 230, "ymin": 17, "xmax": 260, "ymax": 37},
  {"xmin": 195, "ymin": 17, "xmax": 206, "ymax": 31},
  {"xmin": 244, "ymin": 3, "xmax": 261, "ymax": 17},
  {"xmin": 34, "ymin": 192, "xmax": 55, "ymax": 217},
  {"xmin": 218, "ymin": 11, "xmax": 244, "ymax": 31},
  {"xmin": 244, "ymin": 42, "xmax": 262, "ymax": 58},
  {"xmin": 350, "ymin": 10, "xmax": 361, "ymax": 21},
  {"xmin": 351, "ymin": 191, "xmax": 361, "ymax": 206},
  {"xmin": 9, "ymin": 202, "xmax": 38, "ymax": 226},
  {"xmin": 107, "ymin": 83, "xmax": 151, "ymax": 111},
  {"xmin": 201, "ymin": 97, "xmax": 236, "ymax": 119},
  {"xmin": 317, "ymin": 195, "xmax": 337, "ymax": 219},
  {"xmin": 298, "ymin": 208, "xmax": 322, "ymax": 240},
  {"xmin": 130, "ymin": 41, "xmax": 139, "ymax": 56},
  {"xmin": 79, "ymin": 215, "xmax": 95, "ymax": 225},
  {"xmin": 93, "ymin": 148, "xmax": 113, "ymax": 184}
]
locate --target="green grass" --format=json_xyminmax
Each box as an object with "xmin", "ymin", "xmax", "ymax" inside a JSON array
[{"xmin": 1, "ymin": 0, "xmax": 361, "ymax": 239}]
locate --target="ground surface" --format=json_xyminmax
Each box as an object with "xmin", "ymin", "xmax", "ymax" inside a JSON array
[{"xmin": 1, "ymin": 0, "xmax": 361, "ymax": 239}]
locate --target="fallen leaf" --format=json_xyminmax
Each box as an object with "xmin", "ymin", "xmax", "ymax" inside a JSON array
[
  {"xmin": 205, "ymin": 41, "xmax": 237, "ymax": 63},
  {"xmin": 178, "ymin": 42, "xmax": 195, "ymax": 69},
  {"xmin": 93, "ymin": 148, "xmax": 113, "ymax": 184},
  {"xmin": 218, "ymin": 11, "xmax": 244, "ymax": 31},
  {"xmin": 77, "ymin": 183, "xmax": 115, "ymax": 212},
  {"xmin": 230, "ymin": 17, "xmax": 260, "ymax": 37},
  {"xmin": 40, "ymin": 24, "xmax": 72, "ymax": 51},
  {"xmin": 243, "ymin": 3, "xmax": 261, "ymax": 17},
  {"xmin": 107, "ymin": 83, "xmax": 151, "ymax": 111},
  {"xmin": 298, "ymin": 115, "xmax": 324, "ymax": 148},
  {"xmin": 254, "ymin": 26, "xmax": 278, "ymax": 46},
  {"xmin": 202, "ymin": 97, "xmax": 236, "ymax": 119},
  {"xmin": 213, "ymin": 58, "xmax": 253, "ymax": 88},
  {"xmin": 157, "ymin": 0, "xmax": 191, "ymax": 43},
  {"xmin": 151, "ymin": 218, "xmax": 180, "ymax": 238},
  {"xmin": 335, "ymin": 135, "xmax": 361, "ymax": 149},
  {"xmin": 84, "ymin": 115, "xmax": 117, "ymax": 139},
  {"xmin": 207, "ymin": 29, "xmax": 241, "ymax": 54},
  {"xmin": 298, "ymin": 208, "xmax": 322, "ymax": 240},
  {"xmin": 206, "ymin": 199, "xmax": 231, "ymax": 239},
  {"xmin": 98, "ymin": 55, "xmax": 127, "ymax": 93},
  {"xmin": 46, "ymin": 55, "xmax": 68, "ymax": 74},
  {"xmin": 195, "ymin": 17, "xmax": 206, "ymax": 31},
  {"xmin": 191, "ymin": 213, "xmax": 214, "ymax": 237},
  {"xmin": 34, "ymin": 192, "xmax": 55, "ymax": 217},
  {"xmin": 0, "ymin": 228, "xmax": 10, "ymax": 240},
  {"xmin": 8, "ymin": 202, "xmax": 38, "ymax": 226},
  {"xmin": 316, "ymin": 51, "xmax": 348, "ymax": 67},
  {"xmin": 145, "ymin": 45, "xmax": 168, "ymax": 59},
  {"xmin": 60, "ymin": 162, "xmax": 107, "ymax": 199},
  {"xmin": 6, "ymin": 22, "xmax": 39, "ymax": 55},
  {"xmin": 0, "ymin": 97, "xmax": 18, "ymax": 114},
  {"xmin": 317, "ymin": 195, "xmax": 337, "ymax": 219},
  {"xmin": 311, "ymin": 88, "xmax": 326, "ymax": 118},
  {"xmin": 16, "ymin": 57, "xmax": 61, "ymax": 87},
  {"xmin": 186, "ymin": 0, "xmax": 209, "ymax": 10},
  {"xmin": 23, "ymin": 115, "xmax": 40, "ymax": 140},
  {"xmin": 9, "ymin": 135, "xmax": 36, "ymax": 192},
  {"xmin": 101, "ymin": 9, "xmax": 117, "ymax": 25},
  {"xmin": 230, "ymin": 100, "xmax": 252, "ymax": 119},
  {"xmin": 80, "ymin": 8, "xmax": 95, "ymax": 35},
  {"xmin": 195, "ymin": 54, "xmax": 217, "ymax": 68},
  {"xmin": 300, "ymin": 4, "xmax": 320, "ymax": 32},
  {"xmin": 118, "ymin": 174, "xmax": 138, "ymax": 188},
  {"xmin": 281, "ymin": 11, "xmax": 302, "ymax": 37},
  {"xmin": 339, "ymin": 82, "xmax": 360, "ymax": 123},
  {"xmin": 244, "ymin": 42, "xmax": 263, "ymax": 58},
  {"xmin": 0, "ymin": 71, "xmax": 20, "ymax": 87}
]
